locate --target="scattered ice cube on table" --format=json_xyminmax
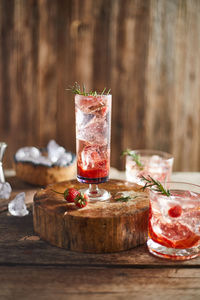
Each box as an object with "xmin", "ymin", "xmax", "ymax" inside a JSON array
[
  {"xmin": 0, "ymin": 182, "xmax": 12, "ymax": 199},
  {"xmin": 47, "ymin": 140, "xmax": 66, "ymax": 163},
  {"xmin": 8, "ymin": 192, "xmax": 29, "ymax": 217}
]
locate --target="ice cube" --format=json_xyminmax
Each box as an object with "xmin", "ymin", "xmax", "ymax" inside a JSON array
[
  {"xmin": 80, "ymin": 145, "xmax": 107, "ymax": 169},
  {"xmin": 76, "ymin": 95, "xmax": 105, "ymax": 114},
  {"xmin": 56, "ymin": 152, "xmax": 73, "ymax": 167},
  {"xmin": 76, "ymin": 109, "xmax": 94, "ymax": 129},
  {"xmin": 8, "ymin": 192, "xmax": 29, "ymax": 217},
  {"xmin": 148, "ymin": 156, "xmax": 162, "ymax": 168},
  {"xmin": 77, "ymin": 120, "xmax": 107, "ymax": 144},
  {"xmin": 15, "ymin": 147, "xmax": 41, "ymax": 162},
  {"xmin": 148, "ymin": 155, "xmax": 163, "ymax": 173},
  {"xmin": 81, "ymin": 146, "xmax": 98, "ymax": 169},
  {"xmin": 36, "ymin": 156, "xmax": 52, "ymax": 167},
  {"xmin": 0, "ymin": 182, "xmax": 12, "ymax": 199},
  {"xmin": 47, "ymin": 140, "xmax": 66, "ymax": 163}
]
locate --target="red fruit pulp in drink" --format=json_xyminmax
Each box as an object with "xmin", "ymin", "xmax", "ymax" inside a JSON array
[
  {"xmin": 77, "ymin": 161, "xmax": 109, "ymax": 178},
  {"xmin": 168, "ymin": 205, "xmax": 182, "ymax": 218},
  {"xmin": 149, "ymin": 220, "xmax": 200, "ymax": 249},
  {"xmin": 77, "ymin": 141, "xmax": 110, "ymax": 179}
]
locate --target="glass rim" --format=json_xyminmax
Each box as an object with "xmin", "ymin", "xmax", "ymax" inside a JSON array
[
  {"xmin": 127, "ymin": 149, "xmax": 174, "ymax": 160},
  {"xmin": 75, "ymin": 94, "xmax": 112, "ymax": 98},
  {"xmin": 161, "ymin": 181, "xmax": 200, "ymax": 188},
  {"xmin": 149, "ymin": 181, "xmax": 200, "ymax": 196}
]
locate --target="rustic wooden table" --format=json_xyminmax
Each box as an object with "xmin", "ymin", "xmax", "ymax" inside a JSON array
[{"xmin": 0, "ymin": 171, "xmax": 200, "ymax": 300}]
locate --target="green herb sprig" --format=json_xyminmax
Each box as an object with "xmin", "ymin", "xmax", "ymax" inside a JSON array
[
  {"xmin": 141, "ymin": 176, "xmax": 170, "ymax": 196},
  {"xmin": 67, "ymin": 82, "xmax": 111, "ymax": 96},
  {"xmin": 115, "ymin": 196, "xmax": 131, "ymax": 202},
  {"xmin": 121, "ymin": 149, "xmax": 143, "ymax": 168},
  {"xmin": 115, "ymin": 195, "xmax": 139, "ymax": 202}
]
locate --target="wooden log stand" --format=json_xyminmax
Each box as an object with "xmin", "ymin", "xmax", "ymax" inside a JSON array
[{"xmin": 33, "ymin": 179, "xmax": 149, "ymax": 253}]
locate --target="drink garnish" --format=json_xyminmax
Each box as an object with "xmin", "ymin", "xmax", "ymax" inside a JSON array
[
  {"xmin": 74, "ymin": 193, "xmax": 88, "ymax": 208},
  {"xmin": 67, "ymin": 82, "xmax": 111, "ymax": 96},
  {"xmin": 115, "ymin": 195, "xmax": 139, "ymax": 202},
  {"xmin": 141, "ymin": 175, "xmax": 171, "ymax": 196},
  {"xmin": 51, "ymin": 188, "xmax": 80, "ymax": 203},
  {"xmin": 168, "ymin": 205, "xmax": 182, "ymax": 218},
  {"xmin": 121, "ymin": 149, "xmax": 143, "ymax": 168},
  {"xmin": 115, "ymin": 196, "xmax": 131, "ymax": 202}
]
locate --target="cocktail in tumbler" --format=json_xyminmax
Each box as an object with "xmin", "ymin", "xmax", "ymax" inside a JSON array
[
  {"xmin": 75, "ymin": 93, "xmax": 111, "ymax": 201},
  {"xmin": 147, "ymin": 182, "xmax": 200, "ymax": 260},
  {"xmin": 125, "ymin": 149, "xmax": 174, "ymax": 185}
]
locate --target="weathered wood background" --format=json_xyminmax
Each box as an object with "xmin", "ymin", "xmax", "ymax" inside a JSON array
[{"xmin": 0, "ymin": 0, "xmax": 200, "ymax": 171}]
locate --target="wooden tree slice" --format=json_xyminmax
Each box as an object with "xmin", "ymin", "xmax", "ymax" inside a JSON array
[{"xmin": 33, "ymin": 179, "xmax": 149, "ymax": 253}]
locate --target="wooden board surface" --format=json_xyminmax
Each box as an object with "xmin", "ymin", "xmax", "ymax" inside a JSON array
[
  {"xmin": 1, "ymin": 201, "xmax": 200, "ymax": 300},
  {"xmin": 1, "ymin": 175, "xmax": 200, "ymax": 299},
  {"xmin": 0, "ymin": 266, "xmax": 200, "ymax": 300},
  {"xmin": 33, "ymin": 179, "xmax": 149, "ymax": 253}
]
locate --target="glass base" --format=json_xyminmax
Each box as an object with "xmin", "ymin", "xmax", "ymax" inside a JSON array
[
  {"xmin": 147, "ymin": 238, "xmax": 200, "ymax": 260},
  {"xmin": 79, "ymin": 185, "xmax": 111, "ymax": 202},
  {"xmin": 77, "ymin": 175, "xmax": 108, "ymax": 184}
]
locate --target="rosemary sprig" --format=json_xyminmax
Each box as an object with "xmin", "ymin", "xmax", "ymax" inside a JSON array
[
  {"xmin": 121, "ymin": 149, "xmax": 143, "ymax": 168},
  {"xmin": 141, "ymin": 176, "xmax": 170, "ymax": 196},
  {"xmin": 115, "ymin": 196, "xmax": 131, "ymax": 202},
  {"xmin": 67, "ymin": 82, "xmax": 111, "ymax": 96},
  {"xmin": 115, "ymin": 195, "xmax": 139, "ymax": 202}
]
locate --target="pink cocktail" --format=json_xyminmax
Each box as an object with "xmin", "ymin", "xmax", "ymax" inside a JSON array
[
  {"xmin": 75, "ymin": 93, "xmax": 111, "ymax": 201},
  {"xmin": 148, "ymin": 182, "xmax": 200, "ymax": 260},
  {"xmin": 125, "ymin": 149, "xmax": 174, "ymax": 185}
]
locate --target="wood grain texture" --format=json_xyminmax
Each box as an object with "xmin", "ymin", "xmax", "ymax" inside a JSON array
[
  {"xmin": 1, "ymin": 211, "xmax": 200, "ymax": 267},
  {"xmin": 33, "ymin": 179, "xmax": 149, "ymax": 253},
  {"xmin": 1, "ymin": 177, "xmax": 200, "ymax": 299},
  {"xmin": 146, "ymin": 0, "xmax": 200, "ymax": 171},
  {"xmin": 0, "ymin": 266, "xmax": 200, "ymax": 300},
  {"xmin": 13, "ymin": 159, "xmax": 76, "ymax": 186},
  {"xmin": 0, "ymin": 0, "xmax": 200, "ymax": 171}
]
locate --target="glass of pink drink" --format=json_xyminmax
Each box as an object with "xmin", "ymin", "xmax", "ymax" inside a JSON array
[
  {"xmin": 75, "ymin": 93, "xmax": 112, "ymax": 201},
  {"xmin": 125, "ymin": 149, "xmax": 174, "ymax": 185},
  {"xmin": 148, "ymin": 182, "xmax": 200, "ymax": 260}
]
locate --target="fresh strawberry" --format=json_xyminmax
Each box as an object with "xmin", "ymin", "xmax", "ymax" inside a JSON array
[
  {"xmin": 52, "ymin": 187, "xmax": 80, "ymax": 203},
  {"xmin": 168, "ymin": 205, "xmax": 182, "ymax": 218},
  {"xmin": 75, "ymin": 193, "xmax": 88, "ymax": 208},
  {"xmin": 64, "ymin": 188, "xmax": 81, "ymax": 202}
]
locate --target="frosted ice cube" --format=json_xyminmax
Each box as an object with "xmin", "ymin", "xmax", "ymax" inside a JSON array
[
  {"xmin": 76, "ymin": 96, "xmax": 106, "ymax": 114},
  {"xmin": 36, "ymin": 156, "xmax": 52, "ymax": 167},
  {"xmin": 15, "ymin": 147, "xmax": 41, "ymax": 161},
  {"xmin": 148, "ymin": 155, "xmax": 163, "ymax": 173},
  {"xmin": 0, "ymin": 182, "xmax": 12, "ymax": 199},
  {"xmin": 148, "ymin": 155, "xmax": 162, "ymax": 166},
  {"xmin": 56, "ymin": 152, "xmax": 73, "ymax": 167},
  {"xmin": 8, "ymin": 192, "xmax": 29, "ymax": 217},
  {"xmin": 81, "ymin": 146, "xmax": 99, "ymax": 169},
  {"xmin": 76, "ymin": 109, "xmax": 94, "ymax": 129},
  {"xmin": 77, "ymin": 120, "xmax": 107, "ymax": 144},
  {"xmin": 47, "ymin": 140, "xmax": 65, "ymax": 163}
]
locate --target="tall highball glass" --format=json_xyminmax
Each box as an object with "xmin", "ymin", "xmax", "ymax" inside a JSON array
[{"xmin": 75, "ymin": 94, "xmax": 111, "ymax": 201}]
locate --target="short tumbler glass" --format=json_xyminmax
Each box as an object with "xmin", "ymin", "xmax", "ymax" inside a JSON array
[
  {"xmin": 125, "ymin": 149, "xmax": 174, "ymax": 185},
  {"xmin": 147, "ymin": 182, "xmax": 200, "ymax": 260}
]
